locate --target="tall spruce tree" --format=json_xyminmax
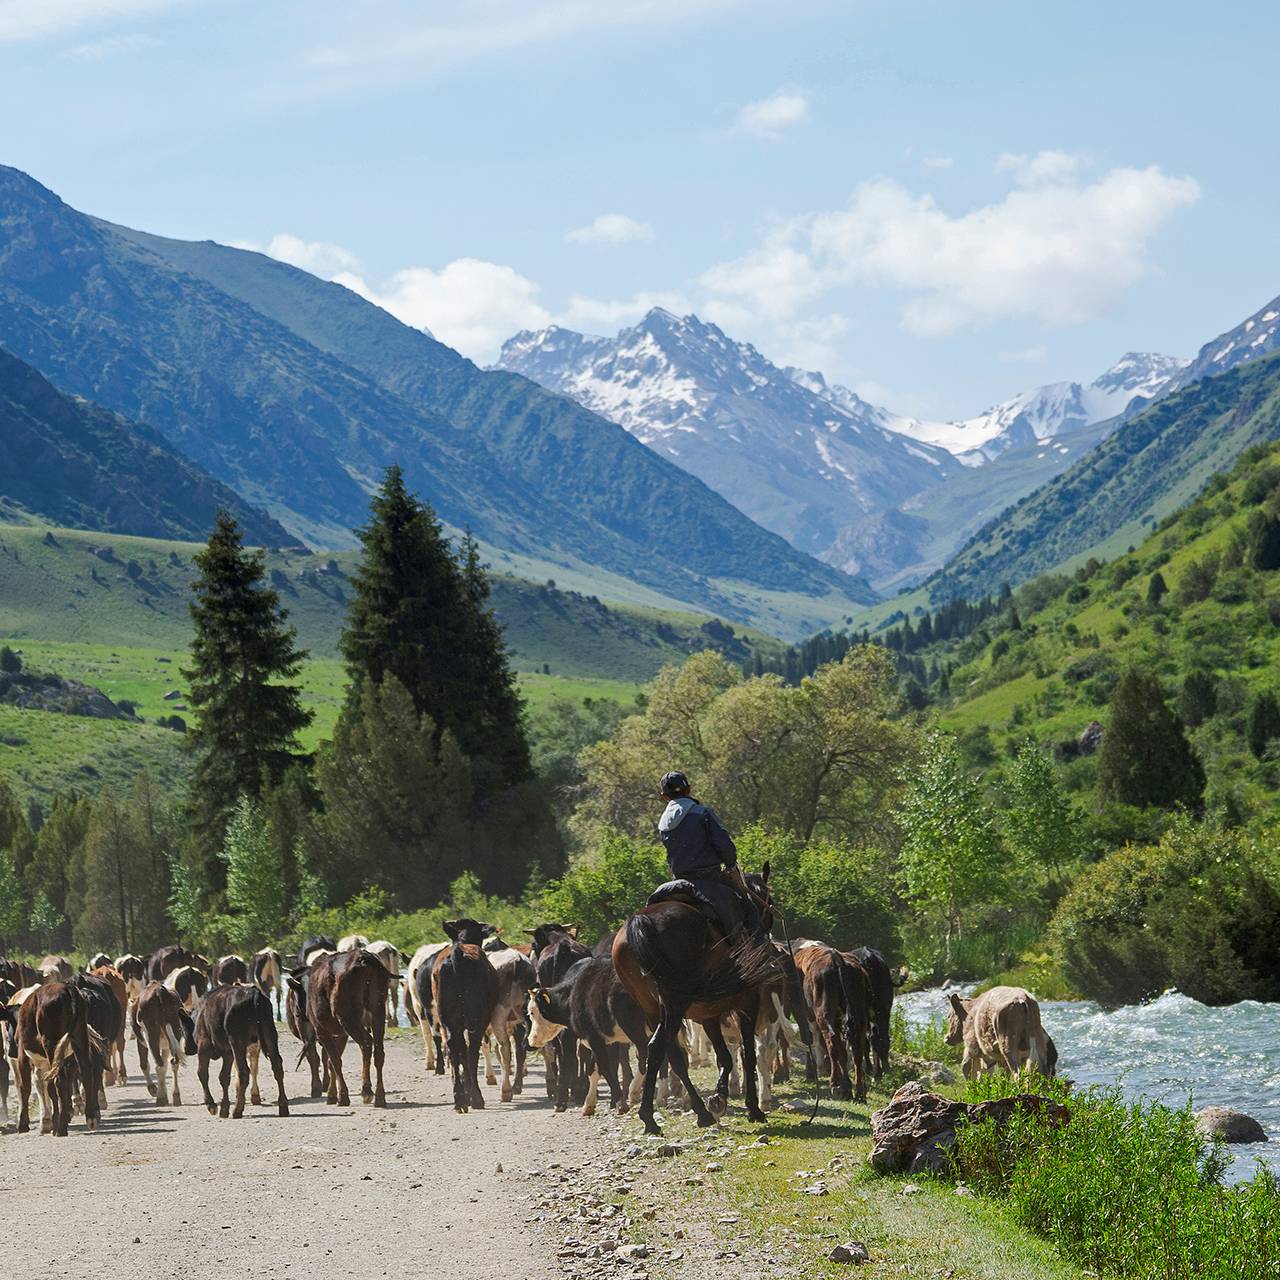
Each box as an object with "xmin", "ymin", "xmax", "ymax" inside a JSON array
[
  {"xmin": 1097, "ymin": 669, "xmax": 1205, "ymax": 810},
  {"xmin": 340, "ymin": 468, "xmax": 530, "ymax": 787},
  {"xmin": 184, "ymin": 511, "xmax": 311, "ymax": 888}
]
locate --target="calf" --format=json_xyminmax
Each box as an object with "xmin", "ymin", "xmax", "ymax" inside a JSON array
[
  {"xmin": 364, "ymin": 940, "xmax": 408, "ymax": 1027},
  {"xmin": 850, "ymin": 946, "xmax": 900, "ymax": 1081},
  {"xmin": 194, "ymin": 984, "xmax": 289, "ymax": 1118},
  {"xmin": 288, "ymin": 949, "xmax": 389, "ymax": 1108},
  {"xmin": 211, "ymin": 955, "xmax": 250, "ymax": 986},
  {"xmin": 528, "ymin": 956, "xmax": 652, "ymax": 1115},
  {"xmin": 408, "ymin": 942, "xmax": 450, "ymax": 1071},
  {"xmin": 84, "ymin": 967, "xmax": 129, "ymax": 1085},
  {"xmin": 791, "ymin": 942, "xmax": 867, "ymax": 1102},
  {"xmin": 251, "ymin": 948, "xmax": 284, "ymax": 1018},
  {"xmin": 133, "ymin": 982, "xmax": 196, "ymax": 1105},
  {"xmin": 38, "ymin": 955, "xmax": 73, "ymax": 983},
  {"xmin": 483, "ymin": 945, "xmax": 536, "ymax": 1102},
  {"xmin": 529, "ymin": 923, "xmax": 590, "ymax": 1106},
  {"xmin": 113, "ymin": 954, "xmax": 147, "ymax": 1007},
  {"xmin": 2, "ymin": 981, "xmax": 100, "ymax": 1135},
  {"xmin": 297, "ymin": 935, "xmax": 337, "ymax": 968},
  {"xmin": 285, "ymin": 966, "xmax": 327, "ymax": 1098},
  {"xmin": 946, "ymin": 986, "xmax": 1052, "ymax": 1078},
  {"xmin": 164, "ymin": 965, "xmax": 208, "ymax": 1011},
  {"xmin": 432, "ymin": 919, "xmax": 498, "ymax": 1113},
  {"xmin": 146, "ymin": 945, "xmax": 205, "ymax": 984}
]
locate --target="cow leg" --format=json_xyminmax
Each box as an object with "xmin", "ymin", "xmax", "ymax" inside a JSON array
[
  {"xmin": 76, "ymin": 1024, "xmax": 100, "ymax": 1131},
  {"xmin": 137, "ymin": 1026, "xmax": 155, "ymax": 1094},
  {"xmin": 248, "ymin": 1042, "xmax": 263, "ymax": 1105},
  {"xmin": 218, "ymin": 1054, "xmax": 234, "ymax": 1119},
  {"xmin": 701, "ymin": 1019, "xmax": 735, "ymax": 1117},
  {"xmin": 116, "ymin": 1031, "xmax": 128, "ymax": 1085},
  {"xmin": 467, "ymin": 1029, "xmax": 485, "ymax": 1110},
  {"xmin": 324, "ymin": 1034, "xmax": 350, "ymax": 1107},
  {"xmin": 303, "ymin": 1040, "xmax": 324, "ymax": 1097},
  {"xmin": 417, "ymin": 1009, "xmax": 435, "ymax": 1070},
  {"xmin": 198, "ymin": 1048, "xmax": 216, "ymax": 1114},
  {"xmin": 16, "ymin": 1055, "xmax": 35, "ymax": 1134},
  {"xmin": 483, "ymin": 1032, "xmax": 496, "ymax": 1086},
  {"xmin": 154, "ymin": 1036, "xmax": 170, "ymax": 1106},
  {"xmin": 0, "ymin": 1052, "xmax": 8, "ymax": 1124},
  {"xmin": 354, "ymin": 1029, "xmax": 373, "ymax": 1104},
  {"xmin": 513, "ymin": 1022, "xmax": 528, "ymax": 1095},
  {"xmin": 737, "ymin": 1006, "xmax": 766, "ymax": 1124},
  {"xmin": 231, "ymin": 1041, "xmax": 250, "ymax": 1118},
  {"xmin": 495, "ymin": 1029, "xmax": 513, "ymax": 1103},
  {"xmin": 371, "ymin": 1018, "xmax": 387, "ymax": 1108},
  {"xmin": 553, "ymin": 1029, "xmax": 576, "ymax": 1113},
  {"xmin": 447, "ymin": 1026, "xmax": 469, "ymax": 1113},
  {"xmin": 544, "ymin": 1039, "xmax": 558, "ymax": 1099}
]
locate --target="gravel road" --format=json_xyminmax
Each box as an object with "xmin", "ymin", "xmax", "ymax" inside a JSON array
[{"xmin": 0, "ymin": 1030, "xmax": 610, "ymax": 1280}]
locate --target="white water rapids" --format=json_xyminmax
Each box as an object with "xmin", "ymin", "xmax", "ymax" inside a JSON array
[{"xmin": 898, "ymin": 988, "xmax": 1280, "ymax": 1182}]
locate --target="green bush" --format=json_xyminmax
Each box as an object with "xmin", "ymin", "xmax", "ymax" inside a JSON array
[
  {"xmin": 953, "ymin": 1074, "xmax": 1280, "ymax": 1279},
  {"xmin": 535, "ymin": 830, "xmax": 666, "ymax": 945},
  {"xmin": 1050, "ymin": 821, "xmax": 1280, "ymax": 1006}
]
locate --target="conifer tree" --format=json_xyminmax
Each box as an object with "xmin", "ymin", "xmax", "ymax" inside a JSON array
[
  {"xmin": 1146, "ymin": 572, "xmax": 1169, "ymax": 606},
  {"xmin": 1247, "ymin": 691, "xmax": 1280, "ymax": 760},
  {"xmin": 184, "ymin": 511, "xmax": 311, "ymax": 887},
  {"xmin": 339, "ymin": 468, "xmax": 529, "ymax": 787},
  {"xmin": 1097, "ymin": 669, "xmax": 1204, "ymax": 809}
]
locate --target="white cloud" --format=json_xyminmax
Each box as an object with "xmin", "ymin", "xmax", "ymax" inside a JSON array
[
  {"xmin": 921, "ymin": 154, "xmax": 954, "ymax": 171},
  {"xmin": 559, "ymin": 289, "xmax": 689, "ymax": 333},
  {"xmin": 305, "ymin": 0, "xmax": 741, "ymax": 79},
  {"xmin": 998, "ymin": 344, "xmax": 1049, "ymax": 364},
  {"xmin": 704, "ymin": 161, "xmax": 1200, "ymax": 336},
  {"xmin": 340, "ymin": 259, "xmax": 551, "ymax": 363},
  {"xmin": 233, "ymin": 233, "xmax": 362, "ymax": 277},
  {"xmin": 565, "ymin": 213, "xmax": 655, "ymax": 246},
  {"xmin": 62, "ymin": 29, "xmax": 157, "ymax": 58},
  {"xmin": 0, "ymin": 0, "xmax": 187, "ymax": 43},
  {"xmin": 995, "ymin": 149, "xmax": 1081, "ymax": 186},
  {"xmin": 731, "ymin": 90, "xmax": 810, "ymax": 140}
]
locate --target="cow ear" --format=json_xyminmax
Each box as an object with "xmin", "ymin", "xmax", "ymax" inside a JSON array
[
  {"xmin": 947, "ymin": 992, "xmax": 968, "ymax": 1018},
  {"xmin": 521, "ymin": 928, "xmax": 536, "ymax": 937},
  {"xmin": 443, "ymin": 920, "xmax": 460, "ymax": 941},
  {"xmin": 566, "ymin": 925, "xmax": 579, "ymax": 940},
  {"xmin": 761, "ymin": 860, "xmax": 771, "ymax": 883},
  {"xmin": 481, "ymin": 924, "xmax": 497, "ymax": 938},
  {"xmin": 400, "ymin": 951, "xmax": 412, "ymax": 965}
]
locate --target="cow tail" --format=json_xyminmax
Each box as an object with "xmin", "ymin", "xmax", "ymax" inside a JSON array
[
  {"xmin": 48, "ymin": 1031, "xmax": 77, "ymax": 1084},
  {"xmin": 164, "ymin": 1021, "xmax": 185, "ymax": 1067}
]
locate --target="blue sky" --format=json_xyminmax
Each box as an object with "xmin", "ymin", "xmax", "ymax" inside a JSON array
[{"xmin": 2, "ymin": 0, "xmax": 1277, "ymax": 418}]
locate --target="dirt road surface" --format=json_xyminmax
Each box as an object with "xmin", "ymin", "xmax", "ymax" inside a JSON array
[{"xmin": 0, "ymin": 1031, "xmax": 610, "ymax": 1280}]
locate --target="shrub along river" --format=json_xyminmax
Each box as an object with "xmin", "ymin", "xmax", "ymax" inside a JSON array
[{"xmin": 899, "ymin": 987, "xmax": 1280, "ymax": 1182}]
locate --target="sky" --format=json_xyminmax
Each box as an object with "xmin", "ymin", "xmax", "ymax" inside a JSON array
[{"xmin": 2, "ymin": 0, "xmax": 1278, "ymax": 419}]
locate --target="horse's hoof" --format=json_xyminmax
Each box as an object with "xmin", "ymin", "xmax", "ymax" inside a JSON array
[
  {"xmin": 747, "ymin": 1108, "xmax": 767, "ymax": 1123},
  {"xmin": 695, "ymin": 1110, "xmax": 717, "ymax": 1128},
  {"xmin": 707, "ymin": 1093, "xmax": 727, "ymax": 1118}
]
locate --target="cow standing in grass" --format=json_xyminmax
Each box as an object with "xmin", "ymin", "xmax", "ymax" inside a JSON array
[{"xmin": 433, "ymin": 919, "xmax": 499, "ymax": 1113}]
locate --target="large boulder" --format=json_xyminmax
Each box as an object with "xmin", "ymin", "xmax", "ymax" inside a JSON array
[
  {"xmin": 1195, "ymin": 1107, "xmax": 1267, "ymax": 1144},
  {"xmin": 1078, "ymin": 720, "xmax": 1105, "ymax": 755},
  {"xmin": 869, "ymin": 1081, "xmax": 1070, "ymax": 1175}
]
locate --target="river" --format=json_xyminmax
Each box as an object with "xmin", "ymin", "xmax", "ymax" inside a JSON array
[{"xmin": 898, "ymin": 987, "xmax": 1280, "ymax": 1182}]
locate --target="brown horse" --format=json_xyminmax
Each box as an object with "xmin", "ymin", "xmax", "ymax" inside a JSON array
[{"xmin": 612, "ymin": 866, "xmax": 777, "ymax": 1135}]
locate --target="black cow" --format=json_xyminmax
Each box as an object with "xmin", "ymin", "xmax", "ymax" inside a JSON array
[
  {"xmin": 297, "ymin": 935, "xmax": 337, "ymax": 967},
  {"xmin": 433, "ymin": 919, "xmax": 498, "ymax": 1113},
  {"xmin": 527, "ymin": 924, "xmax": 590, "ymax": 1105},
  {"xmin": 194, "ymin": 985, "xmax": 289, "ymax": 1118},
  {"xmin": 145, "ymin": 945, "xmax": 206, "ymax": 984},
  {"xmin": 528, "ymin": 956, "xmax": 652, "ymax": 1115},
  {"xmin": 211, "ymin": 955, "xmax": 250, "ymax": 986},
  {"xmin": 849, "ymin": 946, "xmax": 902, "ymax": 1081}
]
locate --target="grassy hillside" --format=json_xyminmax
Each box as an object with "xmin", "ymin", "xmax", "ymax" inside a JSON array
[
  {"xmin": 930, "ymin": 351, "xmax": 1280, "ymax": 602},
  {"xmin": 0, "ymin": 519, "xmax": 785, "ymax": 801},
  {"xmin": 937, "ymin": 442, "xmax": 1280, "ymax": 821}
]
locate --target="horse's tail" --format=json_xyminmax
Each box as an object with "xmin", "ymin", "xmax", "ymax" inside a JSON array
[{"xmin": 625, "ymin": 913, "xmax": 777, "ymax": 1007}]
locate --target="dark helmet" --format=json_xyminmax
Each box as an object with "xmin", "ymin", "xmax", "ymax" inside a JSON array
[{"xmin": 660, "ymin": 771, "xmax": 691, "ymax": 798}]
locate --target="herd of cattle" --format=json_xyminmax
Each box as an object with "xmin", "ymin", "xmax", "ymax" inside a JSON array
[{"xmin": 0, "ymin": 921, "xmax": 1057, "ymax": 1138}]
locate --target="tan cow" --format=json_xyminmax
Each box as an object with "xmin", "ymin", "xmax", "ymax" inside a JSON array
[{"xmin": 946, "ymin": 986, "xmax": 1053, "ymax": 1078}]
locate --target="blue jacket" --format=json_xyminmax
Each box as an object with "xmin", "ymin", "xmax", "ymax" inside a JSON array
[{"xmin": 658, "ymin": 797, "xmax": 737, "ymax": 879}]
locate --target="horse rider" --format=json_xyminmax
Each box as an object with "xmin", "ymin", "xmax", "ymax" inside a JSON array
[{"xmin": 654, "ymin": 771, "xmax": 765, "ymax": 941}]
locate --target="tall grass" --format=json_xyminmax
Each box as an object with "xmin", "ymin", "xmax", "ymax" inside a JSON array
[
  {"xmin": 888, "ymin": 1004, "xmax": 960, "ymax": 1064},
  {"xmin": 954, "ymin": 1073, "xmax": 1280, "ymax": 1278}
]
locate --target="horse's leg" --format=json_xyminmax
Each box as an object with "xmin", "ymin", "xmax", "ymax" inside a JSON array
[
  {"xmin": 638, "ymin": 1018, "xmax": 667, "ymax": 1136},
  {"xmin": 738, "ymin": 1004, "xmax": 766, "ymax": 1123},
  {"xmin": 700, "ymin": 1018, "xmax": 734, "ymax": 1118}
]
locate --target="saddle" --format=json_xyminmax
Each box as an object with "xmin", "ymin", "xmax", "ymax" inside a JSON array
[{"xmin": 647, "ymin": 878, "xmax": 735, "ymax": 936}]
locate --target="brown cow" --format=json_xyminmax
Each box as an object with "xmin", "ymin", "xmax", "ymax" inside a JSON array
[
  {"xmin": 790, "ymin": 942, "xmax": 868, "ymax": 1102},
  {"xmin": 1, "ymin": 981, "xmax": 100, "ymax": 1135},
  {"xmin": 194, "ymin": 984, "xmax": 289, "ymax": 1118},
  {"xmin": 482, "ymin": 945, "xmax": 536, "ymax": 1102},
  {"xmin": 285, "ymin": 965, "xmax": 328, "ymax": 1098},
  {"xmin": 287, "ymin": 950, "xmax": 389, "ymax": 1108},
  {"xmin": 133, "ymin": 982, "xmax": 196, "ymax": 1105},
  {"xmin": 946, "ymin": 986, "xmax": 1053, "ymax": 1078},
  {"xmin": 87, "ymin": 966, "xmax": 130, "ymax": 1085},
  {"xmin": 38, "ymin": 955, "xmax": 73, "ymax": 983},
  {"xmin": 211, "ymin": 955, "xmax": 250, "ymax": 986}
]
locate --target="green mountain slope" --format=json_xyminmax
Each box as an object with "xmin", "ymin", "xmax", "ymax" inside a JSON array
[
  {"xmin": 939, "ymin": 443, "xmax": 1280, "ymax": 820},
  {"xmin": 0, "ymin": 165, "xmax": 871, "ymax": 631},
  {"xmin": 0, "ymin": 346, "xmax": 290, "ymax": 545},
  {"xmin": 929, "ymin": 352, "xmax": 1280, "ymax": 601}
]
